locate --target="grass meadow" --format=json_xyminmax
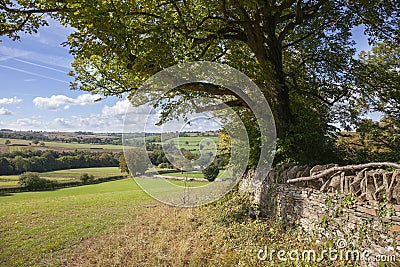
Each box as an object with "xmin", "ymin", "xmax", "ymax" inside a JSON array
[
  {"xmin": 161, "ymin": 169, "xmax": 232, "ymax": 179},
  {"xmin": 0, "ymin": 167, "xmax": 123, "ymax": 188},
  {"xmin": 0, "ymin": 178, "xmax": 359, "ymax": 266}
]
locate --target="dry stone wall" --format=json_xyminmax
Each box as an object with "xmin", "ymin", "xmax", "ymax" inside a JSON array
[{"xmin": 239, "ymin": 163, "xmax": 400, "ymax": 264}]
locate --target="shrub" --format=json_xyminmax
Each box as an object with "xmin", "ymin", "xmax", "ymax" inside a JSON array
[
  {"xmin": 202, "ymin": 163, "xmax": 219, "ymax": 182},
  {"xmin": 80, "ymin": 173, "xmax": 95, "ymax": 184},
  {"xmin": 157, "ymin": 162, "xmax": 174, "ymax": 169},
  {"xmin": 18, "ymin": 172, "xmax": 47, "ymax": 190},
  {"xmin": 210, "ymin": 189, "xmax": 258, "ymax": 226}
]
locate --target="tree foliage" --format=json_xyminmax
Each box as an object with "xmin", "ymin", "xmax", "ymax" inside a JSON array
[
  {"xmin": 0, "ymin": 150, "xmax": 120, "ymax": 175},
  {"xmin": 80, "ymin": 173, "xmax": 95, "ymax": 184},
  {"xmin": 119, "ymin": 154, "xmax": 129, "ymax": 174},
  {"xmin": 340, "ymin": 116, "xmax": 400, "ymax": 164},
  {"xmin": 124, "ymin": 148, "xmax": 149, "ymax": 175},
  {"xmin": 18, "ymin": 172, "xmax": 50, "ymax": 190},
  {"xmin": 356, "ymin": 41, "xmax": 400, "ymax": 120},
  {"xmin": 1, "ymin": 0, "xmax": 399, "ymax": 165},
  {"xmin": 202, "ymin": 163, "xmax": 219, "ymax": 182}
]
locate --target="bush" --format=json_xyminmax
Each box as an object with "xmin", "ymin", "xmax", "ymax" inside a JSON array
[
  {"xmin": 210, "ymin": 189, "xmax": 258, "ymax": 226},
  {"xmin": 18, "ymin": 172, "xmax": 47, "ymax": 190},
  {"xmin": 202, "ymin": 163, "xmax": 219, "ymax": 182},
  {"xmin": 80, "ymin": 173, "xmax": 95, "ymax": 184},
  {"xmin": 157, "ymin": 162, "xmax": 174, "ymax": 169}
]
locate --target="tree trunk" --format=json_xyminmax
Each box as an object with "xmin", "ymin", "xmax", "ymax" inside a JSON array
[
  {"xmin": 261, "ymin": 36, "xmax": 293, "ymax": 139},
  {"xmin": 241, "ymin": 9, "xmax": 294, "ymax": 139}
]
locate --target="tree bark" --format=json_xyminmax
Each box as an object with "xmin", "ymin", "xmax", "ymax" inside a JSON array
[{"xmin": 239, "ymin": 6, "xmax": 293, "ymax": 139}]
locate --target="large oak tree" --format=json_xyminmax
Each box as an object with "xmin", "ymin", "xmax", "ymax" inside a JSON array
[{"xmin": 1, "ymin": 0, "xmax": 399, "ymax": 163}]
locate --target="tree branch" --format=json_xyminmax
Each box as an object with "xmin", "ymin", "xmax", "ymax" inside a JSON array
[
  {"xmin": 177, "ymin": 83, "xmax": 235, "ymax": 96},
  {"xmin": 287, "ymin": 162, "xmax": 400, "ymax": 183},
  {"xmin": 0, "ymin": 13, "xmax": 32, "ymax": 35},
  {"xmin": 0, "ymin": 3, "xmax": 73, "ymax": 14},
  {"xmin": 193, "ymin": 26, "xmax": 247, "ymax": 45},
  {"xmin": 195, "ymin": 99, "xmax": 246, "ymax": 113},
  {"xmin": 278, "ymin": 0, "xmax": 327, "ymax": 44}
]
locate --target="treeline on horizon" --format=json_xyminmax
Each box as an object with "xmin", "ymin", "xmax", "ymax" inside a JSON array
[
  {"xmin": 0, "ymin": 150, "xmax": 120, "ymax": 175},
  {"xmin": 0, "ymin": 130, "xmax": 122, "ymax": 146},
  {"xmin": 0, "ymin": 130, "xmax": 219, "ymax": 146}
]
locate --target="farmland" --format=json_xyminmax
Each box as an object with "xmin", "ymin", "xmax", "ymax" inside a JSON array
[
  {"xmin": 0, "ymin": 133, "xmax": 219, "ymax": 153},
  {"xmin": 0, "ymin": 167, "xmax": 123, "ymax": 188},
  {"xmin": 0, "ymin": 179, "xmax": 150, "ymax": 266},
  {"xmin": 166, "ymin": 136, "xmax": 219, "ymax": 154},
  {"xmin": 0, "ymin": 137, "xmax": 123, "ymax": 152},
  {"xmin": 0, "ymin": 178, "xmax": 337, "ymax": 267},
  {"xmin": 161, "ymin": 169, "xmax": 232, "ymax": 179}
]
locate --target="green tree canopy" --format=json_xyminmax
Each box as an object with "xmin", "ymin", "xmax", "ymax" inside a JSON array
[
  {"xmin": 124, "ymin": 148, "xmax": 149, "ymax": 175},
  {"xmin": 1, "ymin": 0, "xmax": 399, "ymax": 164}
]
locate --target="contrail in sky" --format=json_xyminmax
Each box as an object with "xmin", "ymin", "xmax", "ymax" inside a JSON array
[
  {"xmin": 0, "ymin": 65, "xmax": 70, "ymax": 84},
  {"xmin": 13, "ymin": 58, "xmax": 68, "ymax": 74}
]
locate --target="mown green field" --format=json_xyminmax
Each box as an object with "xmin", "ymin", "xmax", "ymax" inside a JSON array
[
  {"xmin": 0, "ymin": 178, "xmax": 173, "ymax": 266},
  {"xmin": 161, "ymin": 169, "xmax": 232, "ymax": 179},
  {"xmin": 0, "ymin": 167, "xmax": 123, "ymax": 188},
  {"xmin": 0, "ymin": 179, "xmax": 146, "ymax": 266},
  {"xmin": 0, "ymin": 177, "xmax": 222, "ymax": 267},
  {"xmin": 0, "ymin": 177, "xmax": 360, "ymax": 267},
  {"xmin": 161, "ymin": 136, "xmax": 219, "ymax": 154},
  {"xmin": 40, "ymin": 166, "xmax": 122, "ymax": 178}
]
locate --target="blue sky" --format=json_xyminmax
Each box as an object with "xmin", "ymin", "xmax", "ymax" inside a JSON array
[
  {"xmin": 0, "ymin": 19, "xmax": 134, "ymax": 132},
  {"xmin": 0, "ymin": 20, "xmax": 374, "ymax": 133}
]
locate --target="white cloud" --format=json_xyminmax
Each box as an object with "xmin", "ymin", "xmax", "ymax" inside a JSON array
[
  {"xmin": 0, "ymin": 108, "xmax": 13, "ymax": 115},
  {"xmin": 5, "ymin": 97, "xmax": 221, "ymax": 132},
  {"xmin": 102, "ymin": 99, "xmax": 155, "ymax": 118},
  {"xmin": 33, "ymin": 94, "xmax": 101, "ymax": 110},
  {"xmin": 16, "ymin": 118, "xmax": 43, "ymax": 127},
  {"xmin": 102, "ymin": 99, "xmax": 132, "ymax": 117},
  {"xmin": 0, "ymin": 96, "xmax": 22, "ymax": 105}
]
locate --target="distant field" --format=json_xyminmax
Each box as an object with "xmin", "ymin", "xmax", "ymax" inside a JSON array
[
  {"xmin": 40, "ymin": 167, "xmax": 122, "ymax": 178},
  {"xmin": 168, "ymin": 180, "xmax": 209, "ymax": 187},
  {"xmin": 0, "ymin": 167, "xmax": 234, "ymax": 189},
  {"xmin": 164, "ymin": 171, "xmax": 206, "ymax": 179},
  {"xmin": 0, "ymin": 167, "xmax": 123, "ymax": 188},
  {"xmin": 0, "ymin": 137, "xmax": 123, "ymax": 151},
  {"xmin": 161, "ymin": 170, "xmax": 232, "ymax": 179},
  {"xmin": 0, "ymin": 135, "xmax": 219, "ymax": 153},
  {"xmin": 162, "ymin": 136, "xmax": 219, "ymax": 154}
]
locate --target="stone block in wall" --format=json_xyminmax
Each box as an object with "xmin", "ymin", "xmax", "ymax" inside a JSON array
[
  {"xmin": 391, "ymin": 216, "xmax": 400, "ymax": 222},
  {"xmin": 390, "ymin": 224, "xmax": 400, "ymax": 234},
  {"xmin": 356, "ymin": 205, "xmax": 377, "ymax": 217}
]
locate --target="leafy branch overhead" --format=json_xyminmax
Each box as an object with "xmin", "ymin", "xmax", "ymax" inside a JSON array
[{"xmin": 1, "ymin": 0, "xmax": 399, "ymax": 164}]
